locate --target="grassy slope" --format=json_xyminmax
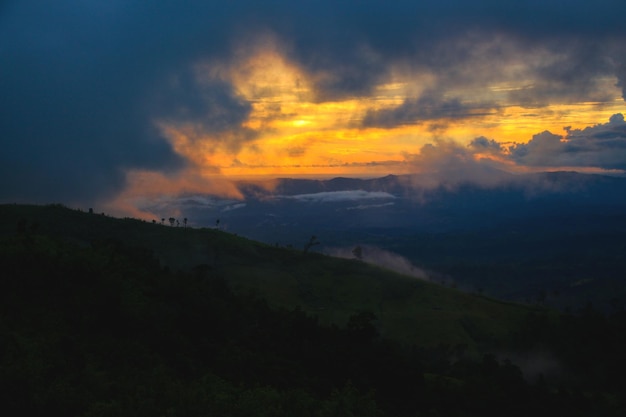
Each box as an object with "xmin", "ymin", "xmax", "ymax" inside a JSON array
[{"xmin": 0, "ymin": 204, "xmax": 542, "ymax": 350}]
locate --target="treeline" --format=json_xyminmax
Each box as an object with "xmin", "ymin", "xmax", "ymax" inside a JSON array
[
  {"xmin": 0, "ymin": 229, "xmax": 624, "ymax": 416},
  {"xmin": 507, "ymin": 305, "xmax": 626, "ymax": 395}
]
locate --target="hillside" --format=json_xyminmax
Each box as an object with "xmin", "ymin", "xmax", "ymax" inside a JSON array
[
  {"xmin": 2, "ymin": 204, "xmax": 626, "ymax": 416},
  {"xmin": 0, "ymin": 203, "xmax": 539, "ymax": 349},
  {"xmin": 142, "ymin": 171, "xmax": 626, "ymax": 310}
]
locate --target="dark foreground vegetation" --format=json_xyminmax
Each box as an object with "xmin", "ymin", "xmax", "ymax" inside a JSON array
[{"xmin": 1, "ymin": 205, "xmax": 626, "ymax": 416}]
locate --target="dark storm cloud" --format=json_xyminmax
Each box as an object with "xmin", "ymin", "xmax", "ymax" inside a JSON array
[
  {"xmin": 510, "ymin": 114, "xmax": 626, "ymax": 169},
  {"xmin": 362, "ymin": 91, "xmax": 497, "ymax": 128},
  {"xmin": 469, "ymin": 136, "xmax": 504, "ymax": 154},
  {"xmin": 151, "ymin": 69, "xmax": 256, "ymax": 152},
  {"xmin": 2, "ymin": 0, "xmax": 626, "ymax": 205},
  {"xmin": 0, "ymin": 1, "xmax": 244, "ymax": 205},
  {"xmin": 617, "ymin": 64, "xmax": 626, "ymax": 101},
  {"xmin": 281, "ymin": 0, "xmax": 626, "ymax": 101},
  {"xmin": 154, "ymin": 71, "xmax": 251, "ymax": 132},
  {"xmin": 506, "ymin": 40, "xmax": 623, "ymax": 107}
]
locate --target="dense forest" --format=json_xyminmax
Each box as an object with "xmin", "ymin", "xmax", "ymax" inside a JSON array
[{"xmin": 1, "ymin": 205, "xmax": 626, "ymax": 416}]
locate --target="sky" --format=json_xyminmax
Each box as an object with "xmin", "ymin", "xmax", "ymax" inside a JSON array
[{"xmin": 2, "ymin": 0, "xmax": 626, "ymax": 217}]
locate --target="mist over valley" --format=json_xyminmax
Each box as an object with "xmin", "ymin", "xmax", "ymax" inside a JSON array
[{"xmin": 136, "ymin": 171, "xmax": 626, "ymax": 311}]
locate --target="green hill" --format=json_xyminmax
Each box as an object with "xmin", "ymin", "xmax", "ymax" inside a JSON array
[
  {"xmin": 2, "ymin": 204, "xmax": 625, "ymax": 416},
  {"xmin": 0, "ymin": 203, "xmax": 540, "ymax": 350}
]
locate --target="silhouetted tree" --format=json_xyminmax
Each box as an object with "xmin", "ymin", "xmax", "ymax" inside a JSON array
[
  {"xmin": 168, "ymin": 217, "xmax": 175, "ymax": 226},
  {"xmin": 183, "ymin": 217, "xmax": 188, "ymax": 228},
  {"xmin": 303, "ymin": 235, "xmax": 320, "ymax": 254},
  {"xmin": 352, "ymin": 246, "xmax": 363, "ymax": 260}
]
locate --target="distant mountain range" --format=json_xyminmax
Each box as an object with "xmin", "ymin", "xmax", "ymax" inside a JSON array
[
  {"xmin": 158, "ymin": 171, "xmax": 626, "ymax": 239},
  {"xmin": 139, "ymin": 171, "xmax": 626, "ymax": 310}
]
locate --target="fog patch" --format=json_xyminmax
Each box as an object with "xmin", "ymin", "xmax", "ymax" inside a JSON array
[
  {"xmin": 346, "ymin": 202, "xmax": 396, "ymax": 210},
  {"xmin": 498, "ymin": 350, "xmax": 563, "ymax": 383},
  {"xmin": 222, "ymin": 203, "xmax": 247, "ymax": 212},
  {"xmin": 281, "ymin": 190, "xmax": 396, "ymax": 203},
  {"xmin": 328, "ymin": 245, "xmax": 428, "ymax": 280}
]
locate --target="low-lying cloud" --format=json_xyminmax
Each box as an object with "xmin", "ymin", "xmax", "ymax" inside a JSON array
[
  {"xmin": 510, "ymin": 113, "xmax": 626, "ymax": 170},
  {"xmin": 329, "ymin": 245, "xmax": 428, "ymax": 280},
  {"xmin": 346, "ymin": 202, "xmax": 396, "ymax": 210},
  {"xmin": 280, "ymin": 190, "xmax": 397, "ymax": 203},
  {"xmin": 393, "ymin": 114, "xmax": 626, "ymax": 192},
  {"xmin": 398, "ymin": 139, "xmax": 514, "ymax": 191}
]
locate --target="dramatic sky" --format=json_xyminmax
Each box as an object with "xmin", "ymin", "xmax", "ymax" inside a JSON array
[{"xmin": 2, "ymin": 0, "xmax": 626, "ymax": 216}]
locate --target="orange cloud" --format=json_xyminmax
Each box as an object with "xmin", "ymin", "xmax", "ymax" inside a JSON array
[
  {"xmin": 104, "ymin": 169, "xmax": 244, "ymax": 219},
  {"xmin": 123, "ymin": 33, "xmax": 626, "ymax": 213}
]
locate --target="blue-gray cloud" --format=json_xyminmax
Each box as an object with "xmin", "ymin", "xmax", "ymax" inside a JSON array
[
  {"xmin": 510, "ymin": 114, "xmax": 626, "ymax": 169},
  {"xmin": 469, "ymin": 136, "xmax": 504, "ymax": 154},
  {"xmin": 362, "ymin": 91, "xmax": 498, "ymax": 128},
  {"xmin": 150, "ymin": 69, "xmax": 256, "ymax": 152},
  {"xmin": 0, "ymin": 1, "xmax": 247, "ymax": 205}
]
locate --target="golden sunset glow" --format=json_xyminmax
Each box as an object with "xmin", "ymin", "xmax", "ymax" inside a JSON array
[
  {"xmin": 4, "ymin": 0, "xmax": 626, "ymax": 217},
  {"xmin": 155, "ymin": 41, "xmax": 626, "ymax": 182}
]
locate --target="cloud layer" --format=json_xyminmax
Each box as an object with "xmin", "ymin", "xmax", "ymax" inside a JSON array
[
  {"xmin": 282, "ymin": 190, "xmax": 396, "ymax": 203},
  {"xmin": 510, "ymin": 114, "xmax": 626, "ymax": 170},
  {"xmin": 1, "ymin": 1, "xmax": 626, "ymax": 209},
  {"xmin": 329, "ymin": 245, "xmax": 428, "ymax": 280}
]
